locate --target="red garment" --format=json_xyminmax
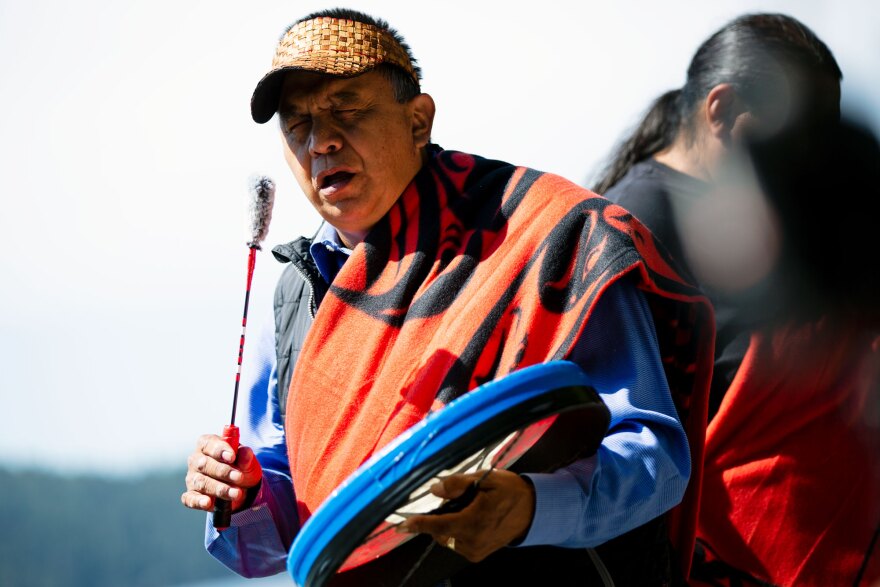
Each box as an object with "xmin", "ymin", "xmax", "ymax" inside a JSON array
[
  {"xmin": 285, "ymin": 150, "xmax": 714, "ymax": 574},
  {"xmin": 697, "ymin": 320, "xmax": 880, "ymax": 585}
]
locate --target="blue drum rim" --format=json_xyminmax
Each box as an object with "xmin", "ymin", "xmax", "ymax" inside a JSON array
[{"xmin": 287, "ymin": 360, "xmax": 606, "ymax": 586}]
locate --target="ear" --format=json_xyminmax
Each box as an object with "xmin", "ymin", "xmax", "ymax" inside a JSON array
[
  {"xmin": 410, "ymin": 93, "xmax": 436, "ymax": 148},
  {"xmin": 705, "ymin": 83, "xmax": 747, "ymax": 144}
]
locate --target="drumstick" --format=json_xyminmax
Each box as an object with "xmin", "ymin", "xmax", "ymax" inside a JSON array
[{"xmin": 214, "ymin": 176, "xmax": 275, "ymax": 530}]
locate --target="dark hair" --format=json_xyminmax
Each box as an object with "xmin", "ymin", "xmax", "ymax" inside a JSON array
[
  {"xmin": 593, "ymin": 13, "xmax": 842, "ymax": 194},
  {"xmin": 292, "ymin": 8, "xmax": 422, "ymax": 103}
]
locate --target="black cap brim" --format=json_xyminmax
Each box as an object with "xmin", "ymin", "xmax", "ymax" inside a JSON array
[{"xmin": 250, "ymin": 69, "xmax": 289, "ymax": 124}]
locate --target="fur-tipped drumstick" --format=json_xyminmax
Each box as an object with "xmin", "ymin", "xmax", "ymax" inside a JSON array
[{"xmin": 214, "ymin": 176, "xmax": 275, "ymax": 530}]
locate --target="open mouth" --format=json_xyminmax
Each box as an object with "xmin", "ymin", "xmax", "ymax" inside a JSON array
[{"xmin": 320, "ymin": 171, "xmax": 355, "ymax": 191}]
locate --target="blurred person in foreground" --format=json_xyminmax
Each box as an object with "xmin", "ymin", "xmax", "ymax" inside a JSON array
[
  {"xmin": 180, "ymin": 7, "xmax": 716, "ymax": 585},
  {"xmin": 595, "ymin": 13, "xmax": 880, "ymax": 586}
]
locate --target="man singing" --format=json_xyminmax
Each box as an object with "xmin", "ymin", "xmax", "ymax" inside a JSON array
[{"xmin": 182, "ymin": 9, "xmax": 713, "ymax": 584}]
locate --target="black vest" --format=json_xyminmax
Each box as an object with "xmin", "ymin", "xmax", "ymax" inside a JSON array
[{"xmin": 271, "ymin": 237, "xmax": 327, "ymax": 419}]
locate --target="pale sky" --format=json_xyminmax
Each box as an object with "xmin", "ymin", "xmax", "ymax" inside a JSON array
[{"xmin": 0, "ymin": 0, "xmax": 877, "ymax": 474}]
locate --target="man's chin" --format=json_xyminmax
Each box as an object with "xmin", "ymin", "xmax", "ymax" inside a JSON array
[{"xmin": 320, "ymin": 213, "xmax": 373, "ymax": 246}]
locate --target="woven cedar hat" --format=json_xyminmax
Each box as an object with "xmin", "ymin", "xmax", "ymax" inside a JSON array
[{"xmin": 251, "ymin": 15, "xmax": 420, "ymax": 123}]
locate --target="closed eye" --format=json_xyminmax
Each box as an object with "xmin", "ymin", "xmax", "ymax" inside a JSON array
[
  {"xmin": 334, "ymin": 108, "xmax": 360, "ymax": 120},
  {"xmin": 290, "ymin": 118, "xmax": 310, "ymax": 131},
  {"xmin": 281, "ymin": 113, "xmax": 310, "ymax": 134}
]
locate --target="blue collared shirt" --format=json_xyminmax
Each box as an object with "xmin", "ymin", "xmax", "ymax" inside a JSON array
[{"xmin": 205, "ymin": 223, "xmax": 690, "ymax": 577}]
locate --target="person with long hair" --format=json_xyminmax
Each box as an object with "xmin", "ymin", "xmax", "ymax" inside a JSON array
[{"xmin": 595, "ymin": 13, "xmax": 879, "ymax": 586}]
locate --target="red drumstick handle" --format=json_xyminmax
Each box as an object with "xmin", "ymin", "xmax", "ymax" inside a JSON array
[{"xmin": 213, "ymin": 424, "xmax": 240, "ymax": 530}]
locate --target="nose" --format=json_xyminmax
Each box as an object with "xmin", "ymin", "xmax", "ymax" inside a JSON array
[{"xmin": 308, "ymin": 118, "xmax": 343, "ymax": 157}]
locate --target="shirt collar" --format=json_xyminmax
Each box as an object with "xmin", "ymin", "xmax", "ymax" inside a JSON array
[{"xmin": 309, "ymin": 222, "xmax": 353, "ymax": 284}]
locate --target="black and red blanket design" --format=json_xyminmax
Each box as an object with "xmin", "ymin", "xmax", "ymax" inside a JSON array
[{"xmin": 285, "ymin": 149, "xmax": 714, "ymax": 574}]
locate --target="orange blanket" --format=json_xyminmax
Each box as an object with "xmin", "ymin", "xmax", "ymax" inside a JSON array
[{"xmin": 286, "ymin": 150, "xmax": 714, "ymax": 573}]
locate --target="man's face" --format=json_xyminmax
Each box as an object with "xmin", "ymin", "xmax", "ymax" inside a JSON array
[{"xmin": 278, "ymin": 70, "xmax": 434, "ymax": 246}]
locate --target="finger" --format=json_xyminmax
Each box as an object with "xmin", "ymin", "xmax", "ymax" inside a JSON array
[
  {"xmin": 431, "ymin": 472, "xmax": 482, "ymax": 499},
  {"xmin": 186, "ymin": 471, "xmax": 244, "ymax": 502},
  {"xmin": 398, "ymin": 510, "xmax": 467, "ymax": 537},
  {"xmin": 189, "ymin": 453, "xmax": 242, "ymax": 485},
  {"xmin": 401, "ymin": 515, "xmax": 490, "ymax": 563},
  {"xmin": 471, "ymin": 468, "xmax": 510, "ymax": 490},
  {"xmin": 195, "ymin": 433, "xmax": 237, "ymax": 464},
  {"xmin": 181, "ymin": 490, "xmax": 213, "ymax": 511},
  {"xmin": 427, "ymin": 533, "xmax": 486, "ymax": 563}
]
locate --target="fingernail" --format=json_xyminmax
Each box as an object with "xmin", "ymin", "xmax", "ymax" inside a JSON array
[
  {"xmin": 396, "ymin": 523, "xmax": 411, "ymax": 533},
  {"xmin": 228, "ymin": 487, "xmax": 242, "ymax": 500},
  {"xmin": 222, "ymin": 450, "xmax": 234, "ymax": 463},
  {"xmin": 198, "ymin": 496, "xmax": 210, "ymax": 508},
  {"xmin": 229, "ymin": 470, "xmax": 243, "ymax": 482}
]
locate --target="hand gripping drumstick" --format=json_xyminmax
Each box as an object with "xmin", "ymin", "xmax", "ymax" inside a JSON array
[{"xmin": 214, "ymin": 176, "xmax": 275, "ymax": 530}]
